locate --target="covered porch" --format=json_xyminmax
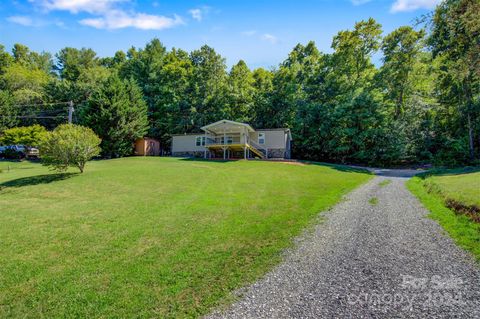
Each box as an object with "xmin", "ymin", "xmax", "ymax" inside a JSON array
[{"xmin": 201, "ymin": 120, "xmax": 265, "ymax": 159}]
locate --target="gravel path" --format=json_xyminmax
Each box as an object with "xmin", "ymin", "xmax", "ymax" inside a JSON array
[{"xmin": 207, "ymin": 170, "xmax": 480, "ymax": 318}]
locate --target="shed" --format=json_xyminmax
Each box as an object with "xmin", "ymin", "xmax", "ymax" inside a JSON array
[{"xmin": 135, "ymin": 137, "xmax": 160, "ymax": 156}]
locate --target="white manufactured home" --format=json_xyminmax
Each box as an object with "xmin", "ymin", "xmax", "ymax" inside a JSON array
[{"xmin": 171, "ymin": 120, "xmax": 292, "ymax": 159}]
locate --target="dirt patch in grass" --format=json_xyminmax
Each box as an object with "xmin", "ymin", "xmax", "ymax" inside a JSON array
[
  {"xmin": 423, "ymin": 180, "xmax": 480, "ymax": 224},
  {"xmin": 277, "ymin": 161, "xmax": 308, "ymax": 166},
  {"xmin": 407, "ymin": 177, "xmax": 480, "ymax": 261},
  {"xmin": 444, "ymin": 199, "xmax": 480, "ymax": 223}
]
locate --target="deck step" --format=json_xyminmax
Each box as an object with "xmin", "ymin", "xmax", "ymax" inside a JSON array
[{"xmin": 248, "ymin": 145, "xmax": 265, "ymax": 159}]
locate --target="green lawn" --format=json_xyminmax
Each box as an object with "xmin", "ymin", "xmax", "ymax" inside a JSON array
[
  {"xmin": 407, "ymin": 169, "xmax": 480, "ymax": 261},
  {"xmin": 422, "ymin": 170, "xmax": 480, "ymax": 209},
  {"xmin": 0, "ymin": 157, "xmax": 370, "ymax": 318}
]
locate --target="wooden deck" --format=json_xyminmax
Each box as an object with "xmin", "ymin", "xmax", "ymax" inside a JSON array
[{"xmin": 206, "ymin": 143, "xmax": 265, "ymax": 159}]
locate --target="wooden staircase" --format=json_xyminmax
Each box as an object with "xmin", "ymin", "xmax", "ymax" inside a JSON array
[{"xmin": 248, "ymin": 140, "xmax": 266, "ymax": 159}]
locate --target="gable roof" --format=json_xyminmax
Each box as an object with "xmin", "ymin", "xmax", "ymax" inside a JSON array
[{"xmin": 201, "ymin": 119, "xmax": 255, "ymax": 133}]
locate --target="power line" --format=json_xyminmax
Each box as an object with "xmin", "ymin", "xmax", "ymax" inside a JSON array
[
  {"xmin": 1, "ymin": 101, "xmax": 75, "ymax": 123},
  {"xmin": 10, "ymin": 101, "xmax": 72, "ymax": 108},
  {"xmin": 10, "ymin": 109, "xmax": 67, "ymax": 114},
  {"xmin": 0, "ymin": 115, "xmax": 67, "ymax": 119}
]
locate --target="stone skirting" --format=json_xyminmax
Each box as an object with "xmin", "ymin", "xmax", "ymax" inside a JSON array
[
  {"xmin": 173, "ymin": 148, "xmax": 288, "ymax": 159},
  {"xmin": 267, "ymin": 148, "xmax": 286, "ymax": 158},
  {"xmin": 172, "ymin": 151, "xmax": 205, "ymax": 158}
]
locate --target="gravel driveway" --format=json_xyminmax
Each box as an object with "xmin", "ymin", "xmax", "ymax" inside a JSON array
[{"xmin": 207, "ymin": 170, "xmax": 480, "ymax": 318}]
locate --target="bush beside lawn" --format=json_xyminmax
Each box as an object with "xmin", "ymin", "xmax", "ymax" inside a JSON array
[
  {"xmin": 407, "ymin": 169, "xmax": 480, "ymax": 261},
  {"xmin": 0, "ymin": 158, "xmax": 371, "ymax": 318}
]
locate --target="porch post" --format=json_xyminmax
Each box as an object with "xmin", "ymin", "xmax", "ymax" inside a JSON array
[
  {"xmin": 223, "ymin": 128, "xmax": 226, "ymax": 160},
  {"xmin": 204, "ymin": 131, "xmax": 207, "ymax": 159},
  {"xmin": 244, "ymin": 146, "xmax": 247, "ymax": 159}
]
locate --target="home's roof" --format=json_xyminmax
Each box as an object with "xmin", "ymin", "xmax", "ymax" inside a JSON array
[
  {"xmin": 201, "ymin": 119, "xmax": 255, "ymax": 133},
  {"xmin": 172, "ymin": 121, "xmax": 292, "ymax": 139},
  {"xmin": 170, "ymin": 133, "xmax": 202, "ymax": 137},
  {"xmin": 256, "ymin": 128, "xmax": 290, "ymax": 132}
]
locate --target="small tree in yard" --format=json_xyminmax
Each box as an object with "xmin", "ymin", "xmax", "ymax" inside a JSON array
[{"xmin": 40, "ymin": 124, "xmax": 101, "ymax": 173}]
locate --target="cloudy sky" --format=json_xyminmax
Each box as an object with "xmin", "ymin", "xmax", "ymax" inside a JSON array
[{"xmin": 0, "ymin": 0, "xmax": 441, "ymax": 68}]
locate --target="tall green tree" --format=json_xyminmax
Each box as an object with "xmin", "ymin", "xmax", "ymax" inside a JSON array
[
  {"xmin": 251, "ymin": 68, "xmax": 274, "ymax": 128},
  {"xmin": 0, "ymin": 45, "xmax": 13, "ymax": 75},
  {"xmin": 81, "ymin": 75, "xmax": 148, "ymax": 157},
  {"xmin": 189, "ymin": 45, "xmax": 228, "ymax": 129},
  {"xmin": 380, "ymin": 26, "xmax": 425, "ymax": 118},
  {"xmin": 149, "ymin": 48, "xmax": 193, "ymax": 145},
  {"xmin": 226, "ymin": 60, "xmax": 254, "ymax": 122},
  {"xmin": 56, "ymin": 47, "xmax": 98, "ymax": 82},
  {"xmin": 330, "ymin": 18, "xmax": 382, "ymax": 94},
  {"xmin": 0, "ymin": 62, "xmax": 51, "ymax": 119},
  {"xmin": 429, "ymin": 0, "xmax": 480, "ymax": 161},
  {"xmin": 0, "ymin": 90, "xmax": 18, "ymax": 133},
  {"xmin": 119, "ymin": 39, "xmax": 168, "ymax": 139}
]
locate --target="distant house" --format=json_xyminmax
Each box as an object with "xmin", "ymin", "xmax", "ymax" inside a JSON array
[
  {"xmin": 171, "ymin": 119, "xmax": 292, "ymax": 159},
  {"xmin": 135, "ymin": 137, "xmax": 160, "ymax": 156}
]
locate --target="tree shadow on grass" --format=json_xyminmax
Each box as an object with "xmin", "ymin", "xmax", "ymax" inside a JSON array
[
  {"xmin": 178, "ymin": 157, "xmax": 375, "ymax": 175},
  {"xmin": 179, "ymin": 157, "xmax": 235, "ymax": 164},
  {"xmin": 416, "ymin": 167, "xmax": 480, "ymax": 179},
  {"xmin": 0, "ymin": 173, "xmax": 78, "ymax": 189},
  {"xmin": 304, "ymin": 161, "xmax": 373, "ymax": 174}
]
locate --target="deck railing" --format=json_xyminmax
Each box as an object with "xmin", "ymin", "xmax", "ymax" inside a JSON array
[
  {"xmin": 248, "ymin": 138, "xmax": 267, "ymax": 157},
  {"xmin": 206, "ymin": 136, "xmax": 241, "ymax": 145}
]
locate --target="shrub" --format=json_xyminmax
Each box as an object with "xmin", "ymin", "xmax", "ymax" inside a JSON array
[
  {"xmin": 0, "ymin": 124, "xmax": 47, "ymax": 146},
  {"xmin": 40, "ymin": 124, "xmax": 101, "ymax": 173}
]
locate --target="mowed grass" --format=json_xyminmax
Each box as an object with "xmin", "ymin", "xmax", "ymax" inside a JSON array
[
  {"xmin": 407, "ymin": 169, "xmax": 480, "ymax": 261},
  {"xmin": 422, "ymin": 170, "xmax": 480, "ymax": 208},
  {"xmin": 0, "ymin": 157, "xmax": 370, "ymax": 318}
]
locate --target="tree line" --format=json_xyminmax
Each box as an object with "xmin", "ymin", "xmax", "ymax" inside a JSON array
[{"xmin": 0, "ymin": 0, "xmax": 478, "ymax": 165}]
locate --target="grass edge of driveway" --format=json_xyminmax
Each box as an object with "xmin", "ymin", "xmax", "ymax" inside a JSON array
[{"xmin": 407, "ymin": 177, "xmax": 480, "ymax": 262}]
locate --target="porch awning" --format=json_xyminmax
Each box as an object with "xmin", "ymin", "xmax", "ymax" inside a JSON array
[{"xmin": 201, "ymin": 119, "xmax": 255, "ymax": 134}]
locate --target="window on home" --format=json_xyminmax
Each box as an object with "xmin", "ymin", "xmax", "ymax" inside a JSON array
[
  {"xmin": 258, "ymin": 133, "xmax": 265, "ymax": 144},
  {"xmin": 220, "ymin": 136, "xmax": 233, "ymax": 144},
  {"xmin": 196, "ymin": 136, "xmax": 206, "ymax": 146}
]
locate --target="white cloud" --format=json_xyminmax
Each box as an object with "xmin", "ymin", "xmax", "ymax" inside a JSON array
[
  {"xmin": 241, "ymin": 30, "xmax": 257, "ymax": 36},
  {"xmin": 32, "ymin": 0, "xmax": 122, "ymax": 14},
  {"xmin": 188, "ymin": 6, "xmax": 210, "ymax": 22},
  {"xmin": 351, "ymin": 0, "xmax": 372, "ymax": 5},
  {"xmin": 7, "ymin": 15, "xmax": 35, "ymax": 26},
  {"xmin": 7, "ymin": 14, "xmax": 65, "ymax": 28},
  {"xmin": 391, "ymin": 0, "xmax": 441, "ymax": 12},
  {"xmin": 80, "ymin": 11, "xmax": 184, "ymax": 30},
  {"xmin": 261, "ymin": 33, "xmax": 278, "ymax": 44},
  {"xmin": 28, "ymin": 0, "xmax": 184, "ymax": 30},
  {"xmin": 189, "ymin": 8, "xmax": 202, "ymax": 21},
  {"xmin": 242, "ymin": 31, "xmax": 278, "ymax": 44}
]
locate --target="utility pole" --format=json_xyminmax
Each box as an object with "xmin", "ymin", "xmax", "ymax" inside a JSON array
[{"xmin": 68, "ymin": 101, "xmax": 74, "ymax": 124}]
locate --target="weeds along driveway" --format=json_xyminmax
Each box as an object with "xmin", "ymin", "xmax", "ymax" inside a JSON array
[{"xmin": 208, "ymin": 171, "xmax": 480, "ymax": 318}]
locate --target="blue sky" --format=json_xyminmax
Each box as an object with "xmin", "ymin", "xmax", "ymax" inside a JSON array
[{"xmin": 0, "ymin": 0, "xmax": 440, "ymax": 69}]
